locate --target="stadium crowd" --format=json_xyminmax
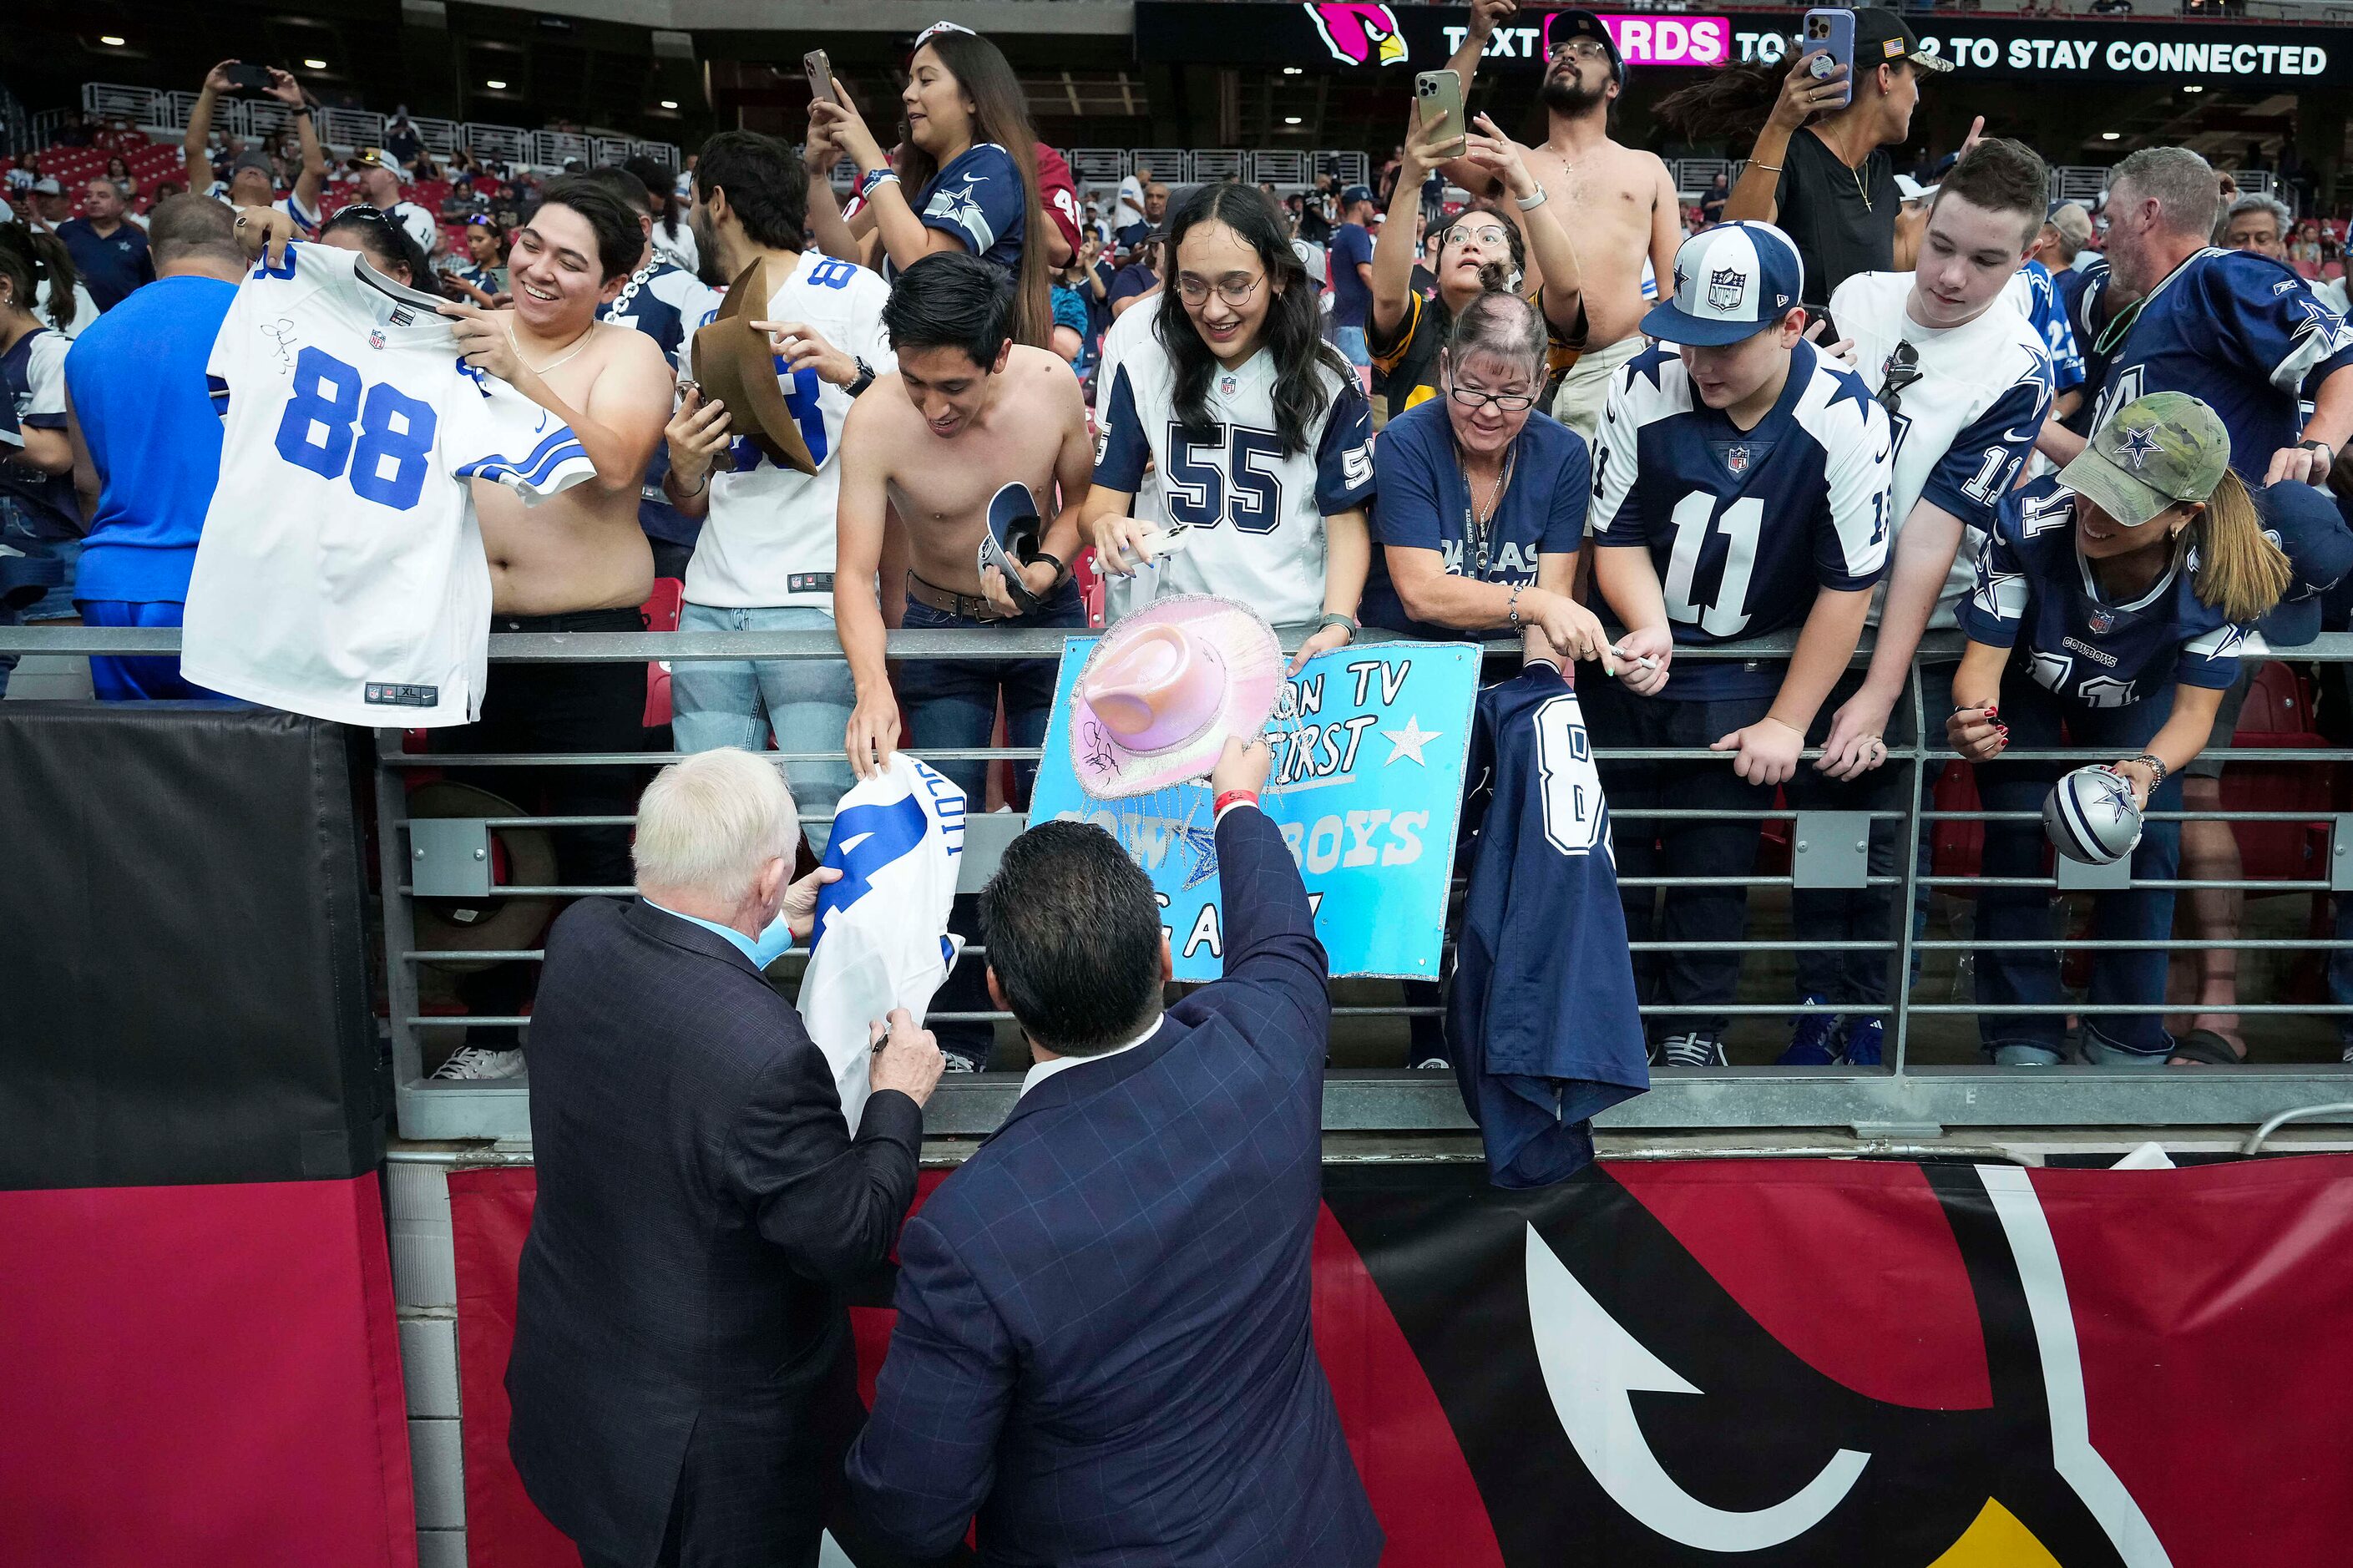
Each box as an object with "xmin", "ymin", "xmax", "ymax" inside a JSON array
[{"xmin": 8, "ymin": 4, "xmax": 2353, "ymax": 1083}]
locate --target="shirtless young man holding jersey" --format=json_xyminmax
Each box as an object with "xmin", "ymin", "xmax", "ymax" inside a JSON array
[{"xmin": 1440, "ymin": 0, "xmax": 1683, "ymax": 445}]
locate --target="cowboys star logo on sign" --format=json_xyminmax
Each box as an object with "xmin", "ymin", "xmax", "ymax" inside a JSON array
[
  {"xmin": 2116, "ymin": 424, "xmax": 2160, "ymax": 469},
  {"xmin": 1707, "ymin": 266, "xmax": 1746, "ymax": 313}
]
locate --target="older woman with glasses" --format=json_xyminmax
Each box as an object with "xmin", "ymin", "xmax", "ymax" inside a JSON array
[{"xmin": 1360, "ymin": 290, "xmax": 1608, "ymax": 660}]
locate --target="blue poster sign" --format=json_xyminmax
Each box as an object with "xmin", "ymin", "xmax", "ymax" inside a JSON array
[{"xmin": 1029, "ymin": 640, "xmax": 1480, "ymax": 980}]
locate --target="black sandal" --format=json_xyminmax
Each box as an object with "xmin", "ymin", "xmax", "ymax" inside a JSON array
[{"xmin": 2167, "ymin": 1029, "xmax": 2247, "ymax": 1067}]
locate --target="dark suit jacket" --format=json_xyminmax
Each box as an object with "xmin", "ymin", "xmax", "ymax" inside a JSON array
[
  {"xmin": 846, "ymin": 807, "xmax": 1383, "ymax": 1567},
  {"xmin": 509, "ymin": 898, "xmax": 923, "ymax": 1567}
]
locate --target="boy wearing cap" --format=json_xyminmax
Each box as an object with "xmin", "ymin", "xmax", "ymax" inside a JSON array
[
  {"xmin": 1586, "ymin": 220, "xmax": 1893, "ymax": 1068},
  {"xmin": 1440, "ymin": 1, "xmax": 1683, "ymax": 448},
  {"xmin": 181, "ymin": 60, "xmax": 327, "ymax": 238},
  {"xmin": 1947, "ymin": 392, "xmax": 2289, "ymax": 1067}
]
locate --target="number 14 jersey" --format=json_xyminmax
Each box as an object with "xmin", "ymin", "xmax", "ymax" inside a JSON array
[
  {"xmin": 1590, "ymin": 337, "xmax": 1892, "ymax": 699},
  {"xmin": 183, "ymin": 245, "xmax": 595, "ymax": 726}
]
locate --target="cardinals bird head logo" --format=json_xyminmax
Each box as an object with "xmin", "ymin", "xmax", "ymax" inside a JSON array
[{"xmin": 1306, "ymin": 3, "xmax": 1409, "ymax": 67}]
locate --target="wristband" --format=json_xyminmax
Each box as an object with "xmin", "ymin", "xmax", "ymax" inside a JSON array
[
  {"xmin": 1315, "ymin": 610, "xmax": 1359, "ymax": 641},
  {"xmin": 858, "ymin": 168, "xmax": 901, "ymax": 199},
  {"xmin": 1514, "ymin": 186, "xmax": 1549, "ymax": 212},
  {"xmin": 1030, "ymin": 550, "xmax": 1069, "ymax": 587},
  {"xmin": 1213, "ymin": 790, "xmax": 1260, "ymax": 818},
  {"xmin": 2301, "ymin": 438, "xmax": 2335, "ymax": 469},
  {"xmin": 2126, "ymin": 751, "xmax": 2169, "ymax": 787}
]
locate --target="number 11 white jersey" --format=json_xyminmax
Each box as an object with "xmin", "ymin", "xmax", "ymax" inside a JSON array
[{"xmin": 183, "ymin": 245, "xmax": 595, "ymax": 726}]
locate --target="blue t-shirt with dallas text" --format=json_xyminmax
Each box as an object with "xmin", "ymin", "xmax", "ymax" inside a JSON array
[
  {"xmin": 2089, "ymin": 247, "xmax": 2353, "ymax": 480},
  {"xmin": 1364, "ymin": 398, "xmax": 1589, "ymax": 641},
  {"xmin": 1329, "ymin": 222, "xmax": 1374, "ymax": 330},
  {"xmin": 890, "ymin": 142, "xmax": 1028, "ymax": 285}
]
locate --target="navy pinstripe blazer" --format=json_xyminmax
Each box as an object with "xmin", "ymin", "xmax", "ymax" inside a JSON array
[
  {"xmin": 509, "ymin": 898, "xmax": 923, "ymax": 1567},
  {"xmin": 846, "ymin": 807, "xmax": 1383, "ymax": 1567}
]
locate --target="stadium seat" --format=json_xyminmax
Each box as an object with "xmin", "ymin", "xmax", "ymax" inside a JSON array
[
  {"xmin": 642, "ymin": 577, "xmax": 684, "ymax": 730},
  {"xmin": 2219, "ymin": 660, "xmax": 2334, "ymax": 887}
]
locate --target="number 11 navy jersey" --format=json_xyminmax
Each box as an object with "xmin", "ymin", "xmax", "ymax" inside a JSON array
[
  {"xmin": 1590, "ymin": 336, "xmax": 1892, "ymax": 699},
  {"xmin": 182, "ymin": 244, "xmax": 595, "ymax": 726}
]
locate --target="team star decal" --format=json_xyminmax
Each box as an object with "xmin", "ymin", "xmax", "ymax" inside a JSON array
[
  {"xmin": 2116, "ymin": 424, "xmax": 2159, "ymax": 468},
  {"xmin": 1824, "ymin": 363, "xmax": 1877, "ymax": 422},
  {"xmin": 936, "ymin": 176, "xmax": 992, "ymax": 240},
  {"xmin": 1381, "ymin": 716, "xmax": 1440, "ymax": 766},
  {"xmin": 1176, "ymin": 819, "xmax": 1221, "ymax": 889},
  {"xmin": 1625, "ymin": 344, "xmax": 1676, "ymax": 391}
]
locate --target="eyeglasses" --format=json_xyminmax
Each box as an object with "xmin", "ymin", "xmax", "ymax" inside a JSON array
[
  {"xmin": 329, "ymin": 202, "xmax": 402, "ymax": 234},
  {"xmin": 1876, "ymin": 339, "xmax": 1922, "ymax": 418},
  {"xmin": 1553, "ymin": 38, "xmax": 1612, "ymax": 62},
  {"xmin": 1447, "ymin": 224, "xmax": 1514, "ymax": 250},
  {"xmin": 1176, "ymin": 272, "xmax": 1268, "ymax": 309},
  {"xmin": 1448, "ymin": 382, "xmax": 1537, "ymax": 413}
]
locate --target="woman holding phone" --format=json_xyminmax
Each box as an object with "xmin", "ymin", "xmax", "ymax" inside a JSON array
[{"xmin": 808, "ymin": 21, "xmax": 1052, "ymax": 346}]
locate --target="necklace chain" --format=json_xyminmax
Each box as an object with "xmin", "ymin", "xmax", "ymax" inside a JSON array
[{"xmin": 507, "ymin": 317, "xmax": 595, "ymax": 377}]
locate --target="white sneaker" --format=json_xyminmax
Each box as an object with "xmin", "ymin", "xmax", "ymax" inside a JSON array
[
  {"xmin": 942, "ymin": 1055, "xmax": 984, "ymax": 1073},
  {"xmin": 1410, "ymin": 1057, "xmax": 1452, "ymax": 1070},
  {"xmin": 430, "ymin": 1046, "xmax": 526, "ymax": 1081},
  {"xmin": 1657, "ymin": 1032, "xmax": 1728, "ymax": 1068}
]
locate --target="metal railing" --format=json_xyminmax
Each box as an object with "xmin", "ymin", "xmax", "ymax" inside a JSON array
[{"xmin": 8, "ymin": 622, "xmax": 2353, "ymax": 1144}]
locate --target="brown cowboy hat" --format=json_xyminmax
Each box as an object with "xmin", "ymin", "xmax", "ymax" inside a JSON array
[{"xmin": 690, "ymin": 255, "xmax": 817, "ymax": 476}]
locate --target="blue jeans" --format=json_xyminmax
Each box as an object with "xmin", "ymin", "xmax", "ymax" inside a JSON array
[
  {"xmin": 895, "ymin": 579, "xmax": 1086, "ymax": 807},
  {"xmin": 1333, "ymin": 325, "xmax": 1371, "ymax": 378},
  {"xmin": 1971, "ymin": 670, "xmax": 2181, "ymax": 1059},
  {"xmin": 670, "ymin": 603, "xmax": 855, "ymax": 829}
]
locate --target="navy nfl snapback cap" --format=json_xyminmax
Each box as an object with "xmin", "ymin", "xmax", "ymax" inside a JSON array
[{"xmin": 1642, "ymin": 221, "xmax": 1805, "ymax": 346}]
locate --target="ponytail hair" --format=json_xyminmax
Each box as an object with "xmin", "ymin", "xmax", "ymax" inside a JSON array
[
  {"xmin": 2189, "ymin": 468, "xmax": 2292, "ymax": 625},
  {"xmin": 0, "ymin": 223, "xmax": 78, "ymax": 334}
]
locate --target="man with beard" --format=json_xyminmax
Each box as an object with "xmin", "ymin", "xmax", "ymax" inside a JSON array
[{"xmin": 1440, "ymin": 2, "xmax": 1681, "ymax": 448}]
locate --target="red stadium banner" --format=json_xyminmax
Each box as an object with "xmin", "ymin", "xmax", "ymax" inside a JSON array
[{"xmin": 452, "ymin": 1156, "xmax": 2353, "ymax": 1565}]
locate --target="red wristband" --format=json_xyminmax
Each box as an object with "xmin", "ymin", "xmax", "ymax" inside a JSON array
[{"xmin": 1213, "ymin": 790, "xmax": 1260, "ymax": 817}]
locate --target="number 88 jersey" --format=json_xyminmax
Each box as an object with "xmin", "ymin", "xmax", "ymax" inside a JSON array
[
  {"xmin": 1589, "ymin": 338, "xmax": 1892, "ymax": 700},
  {"xmin": 183, "ymin": 244, "xmax": 595, "ymax": 726}
]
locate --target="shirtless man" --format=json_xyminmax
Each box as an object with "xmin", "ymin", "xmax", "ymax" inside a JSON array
[
  {"xmin": 1440, "ymin": 0, "xmax": 1682, "ymax": 446},
  {"xmin": 834, "ymin": 250, "xmax": 1092, "ymax": 811}
]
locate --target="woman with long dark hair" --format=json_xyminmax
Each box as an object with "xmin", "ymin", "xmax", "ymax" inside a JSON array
[
  {"xmin": 0, "ymin": 224, "xmax": 87, "ymax": 667},
  {"xmin": 1085, "ymin": 184, "xmax": 1374, "ymax": 670},
  {"xmin": 623, "ymin": 154, "xmax": 696, "ymax": 276},
  {"xmin": 809, "ymin": 21, "xmax": 1052, "ymax": 346}
]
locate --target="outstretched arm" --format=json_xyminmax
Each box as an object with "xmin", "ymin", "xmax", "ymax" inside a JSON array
[{"xmin": 184, "ymin": 61, "xmax": 236, "ymax": 192}]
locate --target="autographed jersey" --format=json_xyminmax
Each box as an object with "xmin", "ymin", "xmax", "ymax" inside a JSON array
[
  {"xmin": 181, "ymin": 243, "xmax": 595, "ymax": 725},
  {"xmin": 797, "ymin": 756, "xmax": 967, "ymax": 1135},
  {"xmin": 1959, "ymin": 474, "xmax": 2261, "ymax": 706},
  {"xmin": 2090, "ymin": 247, "xmax": 2353, "ymax": 480},
  {"xmin": 1831, "ymin": 270, "xmax": 2054, "ymax": 630},
  {"xmin": 1589, "ymin": 337, "xmax": 1892, "ymax": 698},
  {"xmin": 679, "ymin": 251, "xmax": 896, "ymax": 611},
  {"xmin": 600, "ymin": 256, "xmax": 721, "ymax": 549},
  {"xmin": 1448, "ymin": 663, "xmax": 1648, "ymax": 1190},
  {"xmin": 1095, "ymin": 340, "xmax": 1376, "ymax": 629}
]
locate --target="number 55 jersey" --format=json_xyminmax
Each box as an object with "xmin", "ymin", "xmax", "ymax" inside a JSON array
[{"xmin": 182, "ymin": 244, "xmax": 595, "ymax": 726}]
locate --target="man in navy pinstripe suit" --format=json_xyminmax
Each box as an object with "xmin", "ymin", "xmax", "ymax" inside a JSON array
[{"xmin": 847, "ymin": 736, "xmax": 1382, "ymax": 1566}]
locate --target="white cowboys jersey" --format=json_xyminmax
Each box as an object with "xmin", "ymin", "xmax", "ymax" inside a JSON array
[
  {"xmin": 182, "ymin": 244, "xmax": 595, "ymax": 726},
  {"xmin": 679, "ymin": 250, "xmax": 896, "ymax": 611},
  {"xmin": 1829, "ymin": 270, "xmax": 2055, "ymax": 630},
  {"xmin": 1094, "ymin": 336, "xmax": 1376, "ymax": 630}
]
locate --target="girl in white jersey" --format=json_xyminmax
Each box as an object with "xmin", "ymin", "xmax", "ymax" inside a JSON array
[{"xmin": 1085, "ymin": 184, "xmax": 1377, "ymax": 671}]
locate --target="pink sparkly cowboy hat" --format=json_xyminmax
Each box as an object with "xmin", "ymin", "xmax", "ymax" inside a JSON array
[{"xmin": 1068, "ymin": 594, "xmax": 1283, "ymax": 798}]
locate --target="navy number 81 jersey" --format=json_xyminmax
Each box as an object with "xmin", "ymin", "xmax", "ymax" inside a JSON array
[{"xmin": 1590, "ymin": 338, "xmax": 1892, "ymax": 699}]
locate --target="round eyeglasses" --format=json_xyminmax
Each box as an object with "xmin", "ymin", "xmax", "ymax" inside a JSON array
[{"xmin": 1176, "ymin": 272, "xmax": 1268, "ymax": 309}]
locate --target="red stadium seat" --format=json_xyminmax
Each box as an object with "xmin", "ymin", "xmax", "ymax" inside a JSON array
[
  {"xmin": 642, "ymin": 577, "xmax": 684, "ymax": 729},
  {"xmin": 2218, "ymin": 660, "xmax": 2334, "ymax": 887}
]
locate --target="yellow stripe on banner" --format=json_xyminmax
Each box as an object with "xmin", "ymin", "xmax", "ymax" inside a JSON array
[{"xmin": 1926, "ymin": 1499, "xmax": 2065, "ymax": 1568}]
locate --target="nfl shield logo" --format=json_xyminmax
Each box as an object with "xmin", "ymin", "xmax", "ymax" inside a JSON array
[
  {"xmin": 367, "ymin": 329, "xmax": 387, "ymax": 350},
  {"xmin": 1726, "ymin": 445, "xmax": 1750, "ymax": 474},
  {"xmin": 2087, "ymin": 607, "xmax": 2115, "ymax": 635},
  {"xmin": 1708, "ymin": 266, "xmax": 1746, "ymax": 312},
  {"xmin": 1219, "ymin": 373, "xmax": 1238, "ymax": 397}
]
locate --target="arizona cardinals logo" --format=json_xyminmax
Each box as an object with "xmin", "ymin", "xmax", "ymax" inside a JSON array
[
  {"xmin": 1306, "ymin": 3, "xmax": 1409, "ymax": 67},
  {"xmin": 1323, "ymin": 1164, "xmax": 2176, "ymax": 1563}
]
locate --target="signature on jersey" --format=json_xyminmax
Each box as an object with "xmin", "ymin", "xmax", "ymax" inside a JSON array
[{"xmin": 260, "ymin": 317, "xmax": 299, "ymax": 371}]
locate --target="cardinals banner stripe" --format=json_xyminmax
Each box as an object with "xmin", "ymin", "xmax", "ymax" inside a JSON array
[{"xmin": 450, "ymin": 1158, "xmax": 2353, "ymax": 1566}]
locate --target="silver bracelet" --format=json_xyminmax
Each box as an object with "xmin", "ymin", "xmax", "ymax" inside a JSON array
[{"xmin": 1505, "ymin": 583, "xmax": 1526, "ymax": 631}]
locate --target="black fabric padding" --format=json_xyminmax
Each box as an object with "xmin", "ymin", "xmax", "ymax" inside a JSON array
[{"xmin": 0, "ymin": 703, "xmax": 382, "ymax": 1190}]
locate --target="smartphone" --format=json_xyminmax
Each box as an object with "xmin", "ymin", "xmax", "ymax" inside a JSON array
[
  {"xmin": 803, "ymin": 49, "xmax": 837, "ymax": 107},
  {"xmin": 1800, "ymin": 8, "xmax": 1855, "ymax": 109},
  {"xmin": 224, "ymin": 62, "xmax": 274, "ymax": 92},
  {"xmin": 1414, "ymin": 70, "xmax": 1466, "ymax": 160}
]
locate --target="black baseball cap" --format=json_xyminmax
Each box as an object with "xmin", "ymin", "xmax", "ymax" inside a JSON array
[
  {"xmin": 1850, "ymin": 8, "xmax": 1954, "ymax": 74},
  {"xmin": 1547, "ymin": 10, "xmax": 1625, "ymax": 82}
]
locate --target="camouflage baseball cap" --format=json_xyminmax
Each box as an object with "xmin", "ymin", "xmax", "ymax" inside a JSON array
[{"xmin": 2060, "ymin": 391, "xmax": 2233, "ymax": 529}]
